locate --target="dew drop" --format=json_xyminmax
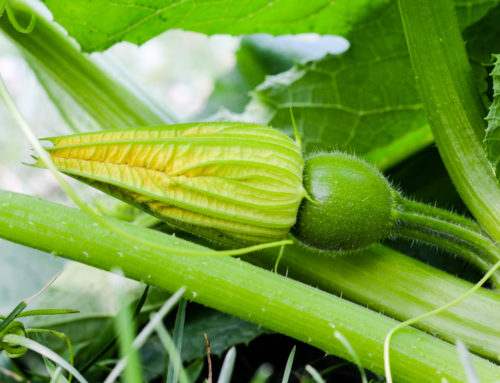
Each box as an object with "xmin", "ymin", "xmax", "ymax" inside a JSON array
[
  {"xmin": 261, "ymin": 307, "xmax": 266, "ymax": 312},
  {"xmin": 328, "ymin": 323, "xmax": 336, "ymax": 329},
  {"xmin": 147, "ymin": 274, "xmax": 151, "ymax": 279},
  {"xmin": 192, "ymin": 291, "xmax": 197, "ymax": 298},
  {"xmin": 82, "ymin": 251, "xmax": 89, "ymax": 257},
  {"xmin": 117, "ymin": 252, "xmax": 124, "ymax": 258}
]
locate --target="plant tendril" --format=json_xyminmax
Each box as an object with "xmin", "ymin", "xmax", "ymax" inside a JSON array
[
  {"xmin": 0, "ymin": 0, "xmax": 36, "ymax": 34},
  {"xmin": 384, "ymin": 259, "xmax": 500, "ymax": 383},
  {"xmin": 273, "ymin": 242, "xmax": 286, "ymax": 273}
]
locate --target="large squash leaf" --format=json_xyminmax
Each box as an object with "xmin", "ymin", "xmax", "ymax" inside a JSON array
[
  {"xmin": 243, "ymin": 0, "xmax": 500, "ymax": 168},
  {"xmin": 486, "ymin": 54, "xmax": 500, "ymax": 176},
  {"xmin": 41, "ymin": 0, "xmax": 384, "ymax": 52}
]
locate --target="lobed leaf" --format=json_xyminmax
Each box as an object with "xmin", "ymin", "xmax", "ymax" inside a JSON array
[
  {"xmin": 485, "ymin": 54, "xmax": 500, "ymax": 176},
  {"xmin": 247, "ymin": 0, "xmax": 500, "ymax": 170},
  {"xmin": 248, "ymin": 2, "xmax": 431, "ymax": 170}
]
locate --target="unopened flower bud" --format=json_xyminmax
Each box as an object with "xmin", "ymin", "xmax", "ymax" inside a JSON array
[{"xmin": 41, "ymin": 123, "xmax": 305, "ymax": 243}]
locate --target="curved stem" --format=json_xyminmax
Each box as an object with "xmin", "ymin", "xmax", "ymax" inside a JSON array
[
  {"xmin": 397, "ymin": 0, "xmax": 500, "ymax": 242},
  {"xmin": 394, "ymin": 226, "xmax": 500, "ymax": 288},
  {"xmin": 392, "ymin": 195, "xmax": 500, "ymax": 287},
  {"xmin": 392, "ymin": 192, "xmax": 486, "ymax": 235},
  {"xmin": 394, "ymin": 211, "xmax": 499, "ymax": 264}
]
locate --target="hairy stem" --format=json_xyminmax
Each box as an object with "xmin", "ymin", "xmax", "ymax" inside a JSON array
[
  {"xmin": 392, "ymin": 194, "xmax": 500, "ymax": 287},
  {"xmin": 253, "ymin": 242, "xmax": 500, "ymax": 362},
  {"xmin": 394, "ymin": 226, "xmax": 500, "ymax": 287},
  {"xmin": 393, "ymin": 193, "xmax": 485, "ymax": 235},
  {"xmin": 398, "ymin": 0, "xmax": 500, "ymax": 241},
  {"xmin": 1, "ymin": 190, "xmax": 500, "ymax": 382}
]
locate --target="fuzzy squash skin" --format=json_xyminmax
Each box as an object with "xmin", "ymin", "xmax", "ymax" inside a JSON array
[{"xmin": 293, "ymin": 153, "xmax": 394, "ymax": 251}]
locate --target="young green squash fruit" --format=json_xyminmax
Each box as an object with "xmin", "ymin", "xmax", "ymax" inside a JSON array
[{"xmin": 292, "ymin": 153, "xmax": 394, "ymax": 251}]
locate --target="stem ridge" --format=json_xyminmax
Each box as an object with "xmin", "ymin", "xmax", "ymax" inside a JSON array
[{"xmin": 392, "ymin": 193, "xmax": 500, "ymax": 287}]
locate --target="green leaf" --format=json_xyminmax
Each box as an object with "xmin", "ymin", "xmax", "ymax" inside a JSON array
[
  {"xmin": 247, "ymin": 0, "xmax": 499, "ymax": 170},
  {"xmin": 463, "ymin": 4, "xmax": 500, "ymax": 65},
  {"xmin": 485, "ymin": 54, "xmax": 500, "ymax": 176},
  {"xmin": 40, "ymin": 0, "xmax": 385, "ymax": 52},
  {"xmin": 248, "ymin": 1, "xmax": 431, "ymax": 170},
  {"xmin": 200, "ymin": 34, "xmax": 349, "ymax": 117},
  {"xmin": 180, "ymin": 306, "xmax": 269, "ymax": 362},
  {"xmin": 462, "ymin": 3, "xmax": 500, "ymax": 106}
]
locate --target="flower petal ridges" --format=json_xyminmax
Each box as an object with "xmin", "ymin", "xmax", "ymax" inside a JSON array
[{"xmin": 42, "ymin": 123, "xmax": 305, "ymax": 243}]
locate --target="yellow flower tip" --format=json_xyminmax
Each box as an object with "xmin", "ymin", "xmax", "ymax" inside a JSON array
[{"xmin": 42, "ymin": 123, "xmax": 306, "ymax": 244}]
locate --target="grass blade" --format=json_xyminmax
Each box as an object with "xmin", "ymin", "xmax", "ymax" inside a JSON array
[
  {"xmin": 334, "ymin": 331, "xmax": 367, "ymax": 383},
  {"xmin": 104, "ymin": 287, "xmax": 185, "ymax": 383},
  {"xmin": 155, "ymin": 322, "xmax": 190, "ymax": 383},
  {"xmin": 3, "ymin": 334, "xmax": 87, "ymax": 383},
  {"xmin": 281, "ymin": 346, "xmax": 296, "ymax": 383},
  {"xmin": 216, "ymin": 347, "xmax": 236, "ymax": 383},
  {"xmin": 305, "ymin": 365, "xmax": 324, "ymax": 383},
  {"xmin": 166, "ymin": 299, "xmax": 187, "ymax": 383},
  {"xmin": 250, "ymin": 364, "xmax": 273, "ymax": 383}
]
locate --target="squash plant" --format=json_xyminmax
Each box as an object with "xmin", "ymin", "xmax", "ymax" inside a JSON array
[{"xmin": 1, "ymin": 0, "xmax": 500, "ymax": 382}]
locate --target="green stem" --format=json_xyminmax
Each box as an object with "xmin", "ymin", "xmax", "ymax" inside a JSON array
[
  {"xmin": 393, "ymin": 193, "xmax": 485, "ymax": 235},
  {"xmin": 397, "ymin": 0, "xmax": 500, "ymax": 242},
  {"xmin": 254, "ymin": 243, "xmax": 500, "ymax": 362},
  {"xmin": 394, "ymin": 211, "xmax": 499, "ymax": 265},
  {"xmin": 391, "ymin": 195, "xmax": 500, "ymax": 286},
  {"xmin": 1, "ymin": 2, "xmax": 175, "ymax": 129},
  {"xmin": 1, "ymin": 190, "xmax": 500, "ymax": 382},
  {"xmin": 384, "ymin": 259, "xmax": 500, "ymax": 383},
  {"xmin": 394, "ymin": 225, "xmax": 500, "ymax": 288}
]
